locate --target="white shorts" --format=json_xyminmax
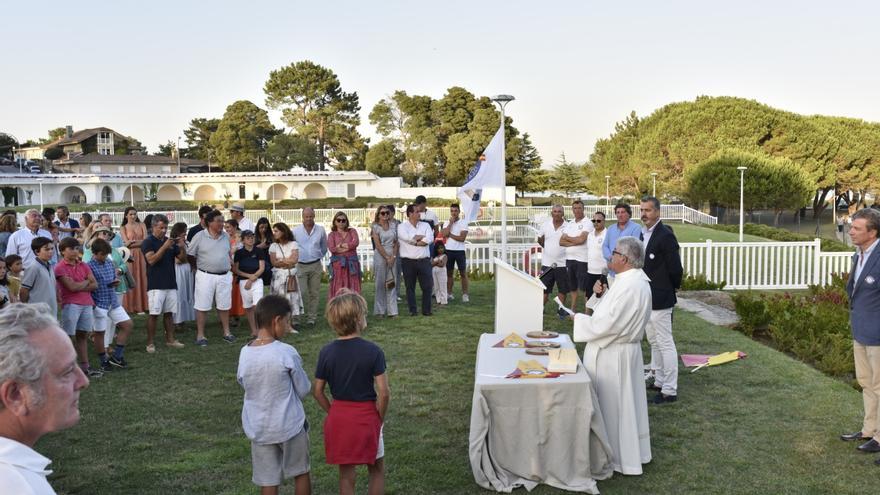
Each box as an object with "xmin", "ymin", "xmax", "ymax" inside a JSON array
[
  {"xmin": 94, "ymin": 306, "xmax": 131, "ymax": 330},
  {"xmin": 194, "ymin": 270, "xmax": 232, "ymax": 311},
  {"xmin": 148, "ymin": 289, "xmax": 179, "ymax": 316},
  {"xmin": 239, "ymin": 278, "xmax": 264, "ymax": 309}
]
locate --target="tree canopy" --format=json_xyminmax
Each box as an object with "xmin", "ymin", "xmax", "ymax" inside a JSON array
[
  {"xmin": 589, "ymin": 96, "xmax": 880, "ymax": 215},
  {"xmin": 209, "ymin": 100, "xmax": 278, "ymax": 171},
  {"xmin": 264, "ymin": 60, "xmax": 365, "ymax": 171}
]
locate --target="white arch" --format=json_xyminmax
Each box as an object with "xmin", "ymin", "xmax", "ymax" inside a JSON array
[
  {"xmin": 303, "ymin": 183, "xmax": 326, "ymax": 200},
  {"xmin": 157, "ymin": 185, "xmax": 182, "ymax": 201},
  {"xmin": 101, "ymin": 186, "xmax": 114, "ymax": 203},
  {"xmin": 266, "ymin": 183, "xmax": 289, "ymax": 202},
  {"xmin": 122, "ymin": 186, "xmax": 144, "ymax": 203},
  {"xmin": 194, "ymin": 184, "xmax": 217, "ymax": 201}
]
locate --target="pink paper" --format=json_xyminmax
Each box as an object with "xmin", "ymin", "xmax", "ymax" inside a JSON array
[{"xmin": 680, "ymin": 352, "xmax": 747, "ymax": 367}]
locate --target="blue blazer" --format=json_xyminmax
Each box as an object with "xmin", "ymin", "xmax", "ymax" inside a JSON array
[{"xmin": 846, "ymin": 249, "xmax": 880, "ymax": 345}]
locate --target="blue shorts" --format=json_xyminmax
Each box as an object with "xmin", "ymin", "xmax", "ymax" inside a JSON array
[
  {"xmin": 445, "ymin": 250, "xmax": 467, "ymax": 274},
  {"xmin": 61, "ymin": 304, "xmax": 95, "ymax": 336}
]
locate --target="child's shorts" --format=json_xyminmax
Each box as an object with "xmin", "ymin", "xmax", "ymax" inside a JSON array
[{"xmin": 251, "ymin": 426, "xmax": 310, "ymax": 487}]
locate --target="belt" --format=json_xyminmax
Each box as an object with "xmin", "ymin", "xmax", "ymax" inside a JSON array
[
  {"xmin": 403, "ymin": 257, "xmax": 429, "ymax": 261},
  {"xmin": 298, "ymin": 259, "xmax": 320, "ymax": 265},
  {"xmin": 198, "ymin": 269, "xmax": 229, "ymax": 276}
]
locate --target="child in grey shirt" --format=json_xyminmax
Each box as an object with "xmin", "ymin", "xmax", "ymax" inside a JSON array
[{"xmin": 237, "ymin": 295, "xmax": 311, "ymax": 494}]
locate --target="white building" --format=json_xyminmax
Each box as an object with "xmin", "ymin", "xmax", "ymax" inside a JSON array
[{"xmin": 1, "ymin": 170, "xmax": 514, "ymax": 206}]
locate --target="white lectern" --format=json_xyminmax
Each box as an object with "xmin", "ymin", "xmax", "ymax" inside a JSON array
[{"xmin": 494, "ymin": 258, "xmax": 546, "ymax": 335}]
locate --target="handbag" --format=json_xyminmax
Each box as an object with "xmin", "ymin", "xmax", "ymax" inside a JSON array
[
  {"xmin": 286, "ymin": 273, "xmax": 298, "ymax": 293},
  {"xmin": 384, "ymin": 267, "xmax": 395, "ymax": 289},
  {"xmin": 122, "ymin": 270, "xmax": 136, "ymax": 290}
]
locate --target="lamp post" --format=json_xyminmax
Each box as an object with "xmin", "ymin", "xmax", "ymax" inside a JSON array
[
  {"xmin": 36, "ymin": 178, "xmax": 44, "ymax": 212},
  {"xmin": 491, "ymin": 94, "xmax": 514, "ymax": 260},
  {"xmin": 129, "ymin": 182, "xmax": 134, "ymax": 207},
  {"xmin": 651, "ymin": 172, "xmax": 658, "ymax": 197},
  {"xmin": 605, "ymin": 175, "xmax": 611, "ymax": 211},
  {"xmin": 176, "ymin": 136, "xmax": 182, "ymax": 174},
  {"xmin": 737, "ymin": 166, "xmax": 747, "ymax": 242}
]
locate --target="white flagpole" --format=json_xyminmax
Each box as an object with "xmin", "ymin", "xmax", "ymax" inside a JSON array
[{"xmin": 492, "ymin": 94, "xmax": 515, "ymax": 262}]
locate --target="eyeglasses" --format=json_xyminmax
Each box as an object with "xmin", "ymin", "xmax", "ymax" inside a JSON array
[
  {"xmin": 592, "ymin": 219, "xmax": 603, "ymax": 223},
  {"xmin": 612, "ymin": 250, "xmax": 626, "ymax": 259},
  {"xmin": 335, "ymin": 218, "xmax": 348, "ymax": 223}
]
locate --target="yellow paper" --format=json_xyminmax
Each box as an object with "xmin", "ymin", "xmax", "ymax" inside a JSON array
[
  {"xmin": 707, "ymin": 351, "xmax": 741, "ymax": 367},
  {"xmin": 517, "ymin": 359, "xmax": 551, "ymax": 378},
  {"xmin": 502, "ymin": 333, "xmax": 526, "ymax": 348},
  {"xmin": 547, "ymin": 348, "xmax": 578, "ymax": 373}
]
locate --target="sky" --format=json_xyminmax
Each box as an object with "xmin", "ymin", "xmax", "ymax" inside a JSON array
[{"xmin": 3, "ymin": 1, "xmax": 879, "ymax": 168}]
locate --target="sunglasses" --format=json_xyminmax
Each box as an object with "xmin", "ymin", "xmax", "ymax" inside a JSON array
[
  {"xmin": 335, "ymin": 218, "xmax": 348, "ymax": 223},
  {"xmin": 380, "ymin": 211, "xmax": 390, "ymax": 215},
  {"xmin": 592, "ymin": 219, "xmax": 604, "ymax": 223}
]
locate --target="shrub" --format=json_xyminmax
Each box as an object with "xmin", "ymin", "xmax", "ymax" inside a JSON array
[
  {"xmin": 731, "ymin": 291, "xmax": 770, "ymax": 336},
  {"xmin": 681, "ymin": 273, "xmax": 726, "ymax": 291}
]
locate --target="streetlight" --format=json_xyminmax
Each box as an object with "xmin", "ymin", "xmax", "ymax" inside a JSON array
[
  {"xmin": 491, "ymin": 94, "xmax": 514, "ymax": 259},
  {"xmin": 36, "ymin": 178, "xmax": 44, "ymax": 212},
  {"xmin": 651, "ymin": 172, "xmax": 658, "ymax": 197},
  {"xmin": 176, "ymin": 136, "xmax": 182, "ymax": 174},
  {"xmin": 737, "ymin": 166, "xmax": 747, "ymax": 242},
  {"xmin": 129, "ymin": 182, "xmax": 134, "ymax": 207},
  {"xmin": 605, "ymin": 175, "xmax": 611, "ymax": 210}
]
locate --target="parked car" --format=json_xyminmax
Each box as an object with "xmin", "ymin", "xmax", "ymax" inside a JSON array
[{"xmin": 30, "ymin": 165, "xmax": 41, "ymax": 173}]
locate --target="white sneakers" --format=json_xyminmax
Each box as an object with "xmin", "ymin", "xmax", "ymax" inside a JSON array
[{"xmin": 462, "ymin": 294, "xmax": 470, "ymax": 303}]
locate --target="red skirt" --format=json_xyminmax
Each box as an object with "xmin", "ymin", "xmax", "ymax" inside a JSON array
[{"xmin": 324, "ymin": 399, "xmax": 381, "ymax": 465}]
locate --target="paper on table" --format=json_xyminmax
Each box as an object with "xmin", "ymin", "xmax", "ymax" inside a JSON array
[
  {"xmin": 494, "ymin": 332, "xmax": 527, "ymax": 348},
  {"xmin": 506, "ymin": 359, "xmax": 561, "ymax": 379},
  {"xmin": 547, "ymin": 348, "xmax": 578, "ymax": 374}
]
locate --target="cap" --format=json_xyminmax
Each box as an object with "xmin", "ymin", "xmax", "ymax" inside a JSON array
[
  {"xmin": 230, "ymin": 204, "xmax": 245, "ymax": 213},
  {"xmin": 241, "ymin": 229, "xmax": 255, "ymax": 237}
]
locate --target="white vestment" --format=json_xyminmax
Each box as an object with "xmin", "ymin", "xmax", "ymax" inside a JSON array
[{"xmin": 573, "ymin": 267, "xmax": 653, "ymax": 475}]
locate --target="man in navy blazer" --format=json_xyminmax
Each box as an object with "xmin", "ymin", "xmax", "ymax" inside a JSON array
[
  {"xmin": 640, "ymin": 197, "xmax": 683, "ymax": 404},
  {"xmin": 842, "ymin": 208, "xmax": 880, "ymax": 462}
]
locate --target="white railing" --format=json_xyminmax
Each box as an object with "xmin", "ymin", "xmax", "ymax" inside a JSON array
[
  {"xmin": 680, "ymin": 239, "xmax": 853, "ymax": 289},
  {"xmin": 70, "ymin": 204, "xmax": 717, "ymax": 229},
  {"xmin": 348, "ymin": 239, "xmax": 852, "ymax": 290}
]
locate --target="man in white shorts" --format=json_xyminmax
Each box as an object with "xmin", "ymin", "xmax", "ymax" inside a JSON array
[
  {"xmin": 189, "ymin": 210, "xmax": 235, "ymax": 346},
  {"xmin": 141, "ymin": 214, "xmax": 188, "ymax": 353}
]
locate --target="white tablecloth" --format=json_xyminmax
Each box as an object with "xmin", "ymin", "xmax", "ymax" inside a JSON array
[{"xmin": 468, "ymin": 333, "xmax": 614, "ymax": 493}]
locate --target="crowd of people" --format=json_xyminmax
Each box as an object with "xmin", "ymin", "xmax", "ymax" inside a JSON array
[{"xmin": 0, "ymin": 195, "xmax": 472, "ymax": 493}]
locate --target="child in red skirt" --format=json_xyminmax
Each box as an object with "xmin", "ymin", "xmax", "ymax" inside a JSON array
[{"xmin": 314, "ymin": 289, "xmax": 390, "ymax": 495}]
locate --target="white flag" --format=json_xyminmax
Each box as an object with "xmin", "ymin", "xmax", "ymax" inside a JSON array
[{"xmin": 457, "ymin": 125, "xmax": 505, "ymax": 223}]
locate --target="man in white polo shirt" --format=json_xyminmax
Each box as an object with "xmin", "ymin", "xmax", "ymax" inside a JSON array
[
  {"xmin": 560, "ymin": 199, "xmax": 594, "ymax": 310},
  {"xmin": 5, "ymin": 209, "xmax": 51, "ymax": 269},
  {"xmin": 585, "ymin": 211, "xmax": 609, "ymax": 300},
  {"xmin": 537, "ymin": 204, "xmax": 568, "ymax": 304},
  {"xmin": 0, "ymin": 303, "xmax": 90, "ymax": 494},
  {"xmin": 441, "ymin": 203, "xmax": 470, "ymax": 302},
  {"xmin": 189, "ymin": 210, "xmax": 235, "ymax": 346},
  {"xmin": 229, "ymin": 204, "xmax": 255, "ymax": 233}
]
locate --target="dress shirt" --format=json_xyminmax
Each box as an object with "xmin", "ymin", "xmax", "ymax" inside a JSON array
[
  {"xmin": 443, "ymin": 218, "xmax": 469, "ymax": 251},
  {"xmin": 292, "ymin": 224, "xmax": 328, "ymax": 263},
  {"xmin": 398, "ymin": 220, "xmax": 434, "ymax": 259},
  {"xmin": 0, "ymin": 436, "xmax": 56, "ymax": 495},
  {"xmin": 603, "ymin": 220, "xmax": 643, "ymax": 262},
  {"xmin": 855, "ymin": 238, "xmax": 880, "ymax": 286},
  {"xmin": 641, "ymin": 222, "xmax": 658, "ymax": 248}
]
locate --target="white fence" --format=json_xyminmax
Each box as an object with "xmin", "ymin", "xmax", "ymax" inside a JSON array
[
  {"xmin": 349, "ymin": 239, "xmax": 853, "ymax": 290},
  {"xmin": 75, "ymin": 203, "xmax": 717, "ymax": 229}
]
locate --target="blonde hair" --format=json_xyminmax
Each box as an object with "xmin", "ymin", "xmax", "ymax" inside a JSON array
[{"xmin": 325, "ymin": 289, "xmax": 367, "ymax": 336}]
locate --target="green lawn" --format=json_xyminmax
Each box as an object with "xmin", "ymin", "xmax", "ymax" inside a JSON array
[
  {"xmin": 40, "ymin": 280, "xmax": 876, "ymax": 494},
  {"xmin": 670, "ymin": 223, "xmax": 768, "ymax": 243}
]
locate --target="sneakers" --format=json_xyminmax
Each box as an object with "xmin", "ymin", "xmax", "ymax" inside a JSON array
[
  {"xmin": 195, "ymin": 338, "xmax": 208, "ymax": 347},
  {"xmin": 222, "ymin": 334, "xmax": 237, "ymax": 344},
  {"xmin": 166, "ymin": 340, "xmax": 185, "ymax": 349},
  {"xmin": 145, "ymin": 344, "xmax": 156, "ymax": 354},
  {"xmin": 100, "ymin": 361, "xmax": 114, "ymax": 373},
  {"xmin": 448, "ymin": 294, "xmax": 455, "ymax": 301},
  {"xmin": 108, "ymin": 355, "xmax": 128, "ymax": 369},
  {"xmin": 86, "ymin": 367, "xmax": 104, "ymax": 378},
  {"xmin": 462, "ymin": 294, "xmax": 470, "ymax": 303}
]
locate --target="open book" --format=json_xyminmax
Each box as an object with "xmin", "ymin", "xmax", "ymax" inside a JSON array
[{"xmin": 547, "ymin": 348, "xmax": 579, "ymax": 374}]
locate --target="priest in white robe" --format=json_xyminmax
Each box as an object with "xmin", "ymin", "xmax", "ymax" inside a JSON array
[{"xmin": 573, "ymin": 236, "xmax": 652, "ymax": 475}]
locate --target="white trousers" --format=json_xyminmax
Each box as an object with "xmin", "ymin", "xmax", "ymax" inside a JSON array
[
  {"xmin": 646, "ymin": 307, "xmax": 678, "ymax": 396},
  {"xmin": 432, "ymin": 267, "xmax": 448, "ymax": 304}
]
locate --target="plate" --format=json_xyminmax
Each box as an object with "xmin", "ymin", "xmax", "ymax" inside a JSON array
[
  {"xmin": 526, "ymin": 331, "xmax": 559, "ymax": 339},
  {"xmin": 526, "ymin": 348, "xmax": 549, "ymax": 356},
  {"xmin": 525, "ymin": 341, "xmax": 561, "ymax": 348}
]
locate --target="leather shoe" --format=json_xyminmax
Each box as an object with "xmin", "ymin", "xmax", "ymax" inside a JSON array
[
  {"xmin": 841, "ymin": 431, "xmax": 871, "ymax": 442},
  {"xmin": 651, "ymin": 393, "xmax": 677, "ymax": 404},
  {"xmin": 858, "ymin": 439, "xmax": 880, "ymax": 453}
]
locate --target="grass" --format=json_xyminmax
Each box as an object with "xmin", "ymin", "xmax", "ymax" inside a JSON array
[
  {"xmin": 669, "ymin": 223, "xmax": 768, "ymax": 243},
  {"xmin": 40, "ymin": 280, "xmax": 876, "ymax": 494}
]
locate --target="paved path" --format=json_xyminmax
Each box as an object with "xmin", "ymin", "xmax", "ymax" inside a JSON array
[{"xmin": 677, "ymin": 296, "xmax": 739, "ymax": 327}]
